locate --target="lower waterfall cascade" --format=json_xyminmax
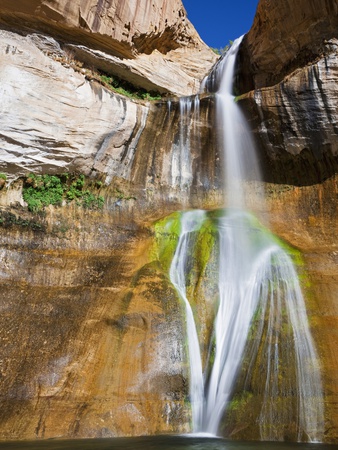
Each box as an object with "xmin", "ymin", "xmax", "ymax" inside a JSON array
[{"xmin": 166, "ymin": 37, "xmax": 324, "ymax": 442}]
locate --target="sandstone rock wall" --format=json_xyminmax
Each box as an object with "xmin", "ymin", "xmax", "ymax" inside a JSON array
[
  {"xmin": 0, "ymin": 0, "xmax": 338, "ymax": 442},
  {"xmin": 239, "ymin": 0, "xmax": 338, "ymax": 91},
  {"xmin": 238, "ymin": 39, "xmax": 338, "ymax": 185},
  {"xmin": 0, "ymin": 29, "xmax": 221, "ymax": 208},
  {"xmin": 0, "ymin": 30, "xmax": 146, "ymax": 181},
  {"xmin": 0, "ymin": 0, "xmax": 217, "ymax": 96},
  {"xmin": 1, "ymin": 0, "xmax": 195, "ymax": 57},
  {"xmin": 0, "ymin": 207, "xmax": 190, "ymax": 439},
  {"xmin": 0, "ymin": 176, "xmax": 337, "ymax": 441}
]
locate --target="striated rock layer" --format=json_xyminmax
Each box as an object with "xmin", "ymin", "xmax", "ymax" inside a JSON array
[
  {"xmin": 0, "ymin": 30, "xmax": 220, "ymax": 192},
  {"xmin": 0, "ymin": 206, "xmax": 191, "ymax": 438},
  {"xmin": 0, "ymin": 177, "xmax": 337, "ymax": 441},
  {"xmin": 0, "ymin": 30, "xmax": 148, "ymax": 182}
]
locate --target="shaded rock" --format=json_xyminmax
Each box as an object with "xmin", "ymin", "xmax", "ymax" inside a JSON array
[
  {"xmin": 65, "ymin": 43, "xmax": 213, "ymax": 96},
  {"xmin": 238, "ymin": 43, "xmax": 338, "ymax": 185},
  {"xmin": 238, "ymin": 0, "xmax": 338, "ymax": 92}
]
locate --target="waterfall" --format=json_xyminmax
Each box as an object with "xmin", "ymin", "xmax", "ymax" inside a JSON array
[
  {"xmin": 170, "ymin": 96, "xmax": 200, "ymax": 189},
  {"xmin": 168, "ymin": 37, "xmax": 324, "ymax": 441},
  {"xmin": 169, "ymin": 210, "xmax": 206, "ymax": 432}
]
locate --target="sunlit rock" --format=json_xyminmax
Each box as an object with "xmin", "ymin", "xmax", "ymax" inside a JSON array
[{"xmin": 0, "ymin": 0, "xmax": 217, "ymax": 96}]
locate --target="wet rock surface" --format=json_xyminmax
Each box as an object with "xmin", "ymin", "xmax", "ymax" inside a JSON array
[{"xmin": 0, "ymin": 206, "xmax": 190, "ymax": 439}]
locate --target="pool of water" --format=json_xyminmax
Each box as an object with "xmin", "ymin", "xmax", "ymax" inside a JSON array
[{"xmin": 0, "ymin": 435, "xmax": 333, "ymax": 450}]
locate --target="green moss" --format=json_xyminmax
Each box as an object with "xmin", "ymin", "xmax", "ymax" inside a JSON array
[
  {"xmin": 113, "ymin": 187, "xmax": 136, "ymax": 201},
  {"xmin": 195, "ymin": 218, "xmax": 217, "ymax": 270},
  {"xmin": 153, "ymin": 212, "xmax": 182, "ymax": 273},
  {"xmin": 154, "ymin": 208, "xmax": 307, "ymax": 285},
  {"xmin": 0, "ymin": 173, "xmax": 7, "ymax": 180},
  {"xmin": 228, "ymin": 391, "xmax": 253, "ymax": 412}
]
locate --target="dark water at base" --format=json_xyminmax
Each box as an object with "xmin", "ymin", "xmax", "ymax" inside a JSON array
[{"xmin": 0, "ymin": 436, "xmax": 335, "ymax": 450}]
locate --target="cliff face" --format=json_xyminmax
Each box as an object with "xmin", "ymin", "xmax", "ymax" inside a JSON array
[
  {"xmin": 0, "ymin": 20, "xmax": 220, "ymax": 439},
  {"xmin": 0, "ymin": 30, "xmax": 148, "ymax": 182},
  {"xmin": 239, "ymin": 39, "xmax": 338, "ymax": 186},
  {"xmin": 0, "ymin": 28, "xmax": 221, "ymax": 199},
  {"xmin": 0, "ymin": 207, "xmax": 191, "ymax": 438},
  {"xmin": 1, "ymin": 0, "xmax": 194, "ymax": 56},
  {"xmin": 0, "ymin": 0, "xmax": 338, "ymax": 443},
  {"xmin": 239, "ymin": 0, "xmax": 338, "ymax": 91},
  {"xmin": 234, "ymin": 1, "xmax": 338, "ymax": 440},
  {"xmin": 0, "ymin": 0, "xmax": 217, "ymax": 96}
]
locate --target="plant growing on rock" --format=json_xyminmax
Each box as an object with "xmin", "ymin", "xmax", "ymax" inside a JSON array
[
  {"xmin": 0, "ymin": 173, "xmax": 7, "ymax": 190},
  {"xmin": 99, "ymin": 73, "xmax": 162, "ymax": 101},
  {"xmin": 23, "ymin": 173, "xmax": 104, "ymax": 212},
  {"xmin": 23, "ymin": 174, "xmax": 64, "ymax": 212}
]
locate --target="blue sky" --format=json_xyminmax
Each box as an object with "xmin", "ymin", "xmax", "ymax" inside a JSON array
[{"xmin": 182, "ymin": 0, "xmax": 259, "ymax": 50}]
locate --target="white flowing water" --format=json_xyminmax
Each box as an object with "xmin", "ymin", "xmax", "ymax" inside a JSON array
[
  {"xmin": 170, "ymin": 96, "xmax": 200, "ymax": 189},
  {"xmin": 169, "ymin": 37, "xmax": 324, "ymax": 441},
  {"xmin": 169, "ymin": 210, "xmax": 206, "ymax": 431}
]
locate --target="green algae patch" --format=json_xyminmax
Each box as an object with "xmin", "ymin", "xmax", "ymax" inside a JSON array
[
  {"xmin": 153, "ymin": 210, "xmax": 218, "ymax": 284},
  {"xmin": 152, "ymin": 208, "xmax": 308, "ymax": 300},
  {"xmin": 153, "ymin": 211, "xmax": 182, "ymax": 273}
]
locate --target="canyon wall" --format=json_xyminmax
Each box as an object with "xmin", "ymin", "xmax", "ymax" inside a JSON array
[
  {"xmin": 0, "ymin": 2, "xmax": 219, "ymax": 438},
  {"xmin": 238, "ymin": 0, "xmax": 338, "ymax": 91},
  {"xmin": 0, "ymin": 0, "xmax": 217, "ymax": 96},
  {"xmin": 240, "ymin": 40, "xmax": 338, "ymax": 186},
  {"xmin": 0, "ymin": 0, "xmax": 337, "ymax": 443}
]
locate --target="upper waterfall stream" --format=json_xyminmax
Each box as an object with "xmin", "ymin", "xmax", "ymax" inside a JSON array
[{"xmin": 166, "ymin": 37, "xmax": 324, "ymax": 442}]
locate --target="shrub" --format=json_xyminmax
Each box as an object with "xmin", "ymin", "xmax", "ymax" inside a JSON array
[
  {"xmin": 23, "ymin": 174, "xmax": 64, "ymax": 212},
  {"xmin": 0, "ymin": 173, "xmax": 6, "ymax": 190},
  {"xmin": 99, "ymin": 73, "xmax": 161, "ymax": 101},
  {"xmin": 23, "ymin": 173, "xmax": 104, "ymax": 212}
]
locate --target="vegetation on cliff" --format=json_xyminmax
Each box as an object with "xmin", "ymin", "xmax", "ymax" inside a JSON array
[
  {"xmin": 22, "ymin": 173, "xmax": 104, "ymax": 212},
  {"xmin": 99, "ymin": 74, "xmax": 162, "ymax": 101},
  {"xmin": 0, "ymin": 173, "xmax": 6, "ymax": 190}
]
